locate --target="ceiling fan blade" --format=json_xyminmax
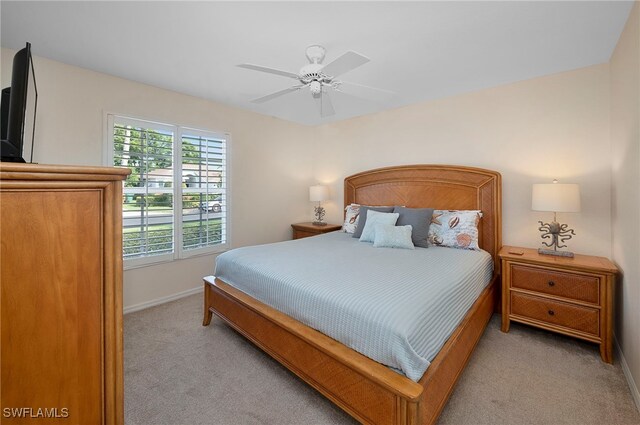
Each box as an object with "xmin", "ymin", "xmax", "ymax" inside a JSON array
[
  {"xmin": 238, "ymin": 63, "xmax": 300, "ymax": 79},
  {"xmin": 320, "ymin": 51, "xmax": 370, "ymax": 78},
  {"xmin": 314, "ymin": 91, "xmax": 335, "ymax": 117},
  {"xmin": 251, "ymin": 85, "xmax": 304, "ymax": 104},
  {"xmin": 335, "ymin": 81, "xmax": 395, "ymax": 103}
]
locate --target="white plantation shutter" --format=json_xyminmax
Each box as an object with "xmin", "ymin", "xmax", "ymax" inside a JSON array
[
  {"xmin": 179, "ymin": 130, "xmax": 228, "ymax": 254},
  {"xmin": 108, "ymin": 115, "xmax": 229, "ymax": 267}
]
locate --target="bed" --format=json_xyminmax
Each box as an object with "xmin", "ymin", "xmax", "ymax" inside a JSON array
[{"xmin": 203, "ymin": 164, "xmax": 502, "ymax": 425}]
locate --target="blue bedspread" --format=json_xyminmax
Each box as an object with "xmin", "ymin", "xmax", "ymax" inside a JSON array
[{"xmin": 214, "ymin": 231, "xmax": 493, "ymax": 381}]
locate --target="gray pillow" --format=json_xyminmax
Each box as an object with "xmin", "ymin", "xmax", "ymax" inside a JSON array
[
  {"xmin": 352, "ymin": 206, "xmax": 395, "ymax": 238},
  {"xmin": 393, "ymin": 206, "xmax": 434, "ymax": 248}
]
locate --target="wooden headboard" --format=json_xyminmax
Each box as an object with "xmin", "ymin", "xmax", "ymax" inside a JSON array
[{"xmin": 344, "ymin": 165, "xmax": 502, "ymax": 271}]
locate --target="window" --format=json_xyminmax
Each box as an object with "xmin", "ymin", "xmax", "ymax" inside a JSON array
[{"xmin": 106, "ymin": 115, "xmax": 229, "ymax": 268}]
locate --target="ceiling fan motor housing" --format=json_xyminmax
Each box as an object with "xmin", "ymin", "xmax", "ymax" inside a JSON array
[
  {"xmin": 301, "ymin": 45, "xmax": 333, "ymax": 92},
  {"xmin": 299, "ymin": 63, "xmax": 332, "ymax": 83}
]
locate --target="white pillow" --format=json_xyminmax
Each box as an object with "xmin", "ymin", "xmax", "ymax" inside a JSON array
[
  {"xmin": 359, "ymin": 210, "xmax": 399, "ymax": 243},
  {"xmin": 373, "ymin": 224, "xmax": 415, "ymax": 250}
]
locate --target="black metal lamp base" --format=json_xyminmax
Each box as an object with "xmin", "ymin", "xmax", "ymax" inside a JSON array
[
  {"xmin": 538, "ymin": 248, "xmax": 574, "ymax": 258},
  {"xmin": 537, "ymin": 218, "xmax": 576, "ymax": 259},
  {"xmin": 313, "ymin": 205, "xmax": 326, "ymax": 227}
]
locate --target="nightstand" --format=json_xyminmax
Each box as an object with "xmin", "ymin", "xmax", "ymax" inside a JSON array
[
  {"xmin": 499, "ymin": 246, "xmax": 617, "ymax": 363},
  {"xmin": 291, "ymin": 222, "xmax": 342, "ymax": 239}
]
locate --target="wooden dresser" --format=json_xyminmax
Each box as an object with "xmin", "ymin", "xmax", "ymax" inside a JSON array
[
  {"xmin": 291, "ymin": 222, "xmax": 342, "ymax": 239},
  {"xmin": 1, "ymin": 164, "xmax": 129, "ymax": 425},
  {"xmin": 499, "ymin": 246, "xmax": 617, "ymax": 363}
]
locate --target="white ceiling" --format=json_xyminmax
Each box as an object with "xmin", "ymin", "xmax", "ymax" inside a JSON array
[{"xmin": 1, "ymin": 1, "xmax": 633, "ymax": 126}]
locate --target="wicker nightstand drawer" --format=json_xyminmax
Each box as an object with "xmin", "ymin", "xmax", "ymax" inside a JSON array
[
  {"xmin": 291, "ymin": 222, "xmax": 342, "ymax": 240},
  {"xmin": 511, "ymin": 264, "xmax": 599, "ymax": 304},
  {"xmin": 511, "ymin": 292, "xmax": 600, "ymax": 336},
  {"xmin": 294, "ymin": 230, "xmax": 317, "ymax": 239}
]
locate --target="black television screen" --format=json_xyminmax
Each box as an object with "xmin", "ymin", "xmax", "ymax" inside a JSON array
[{"xmin": 1, "ymin": 42, "xmax": 37, "ymax": 163}]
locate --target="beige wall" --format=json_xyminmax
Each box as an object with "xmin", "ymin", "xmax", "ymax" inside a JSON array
[
  {"xmin": 1, "ymin": 48, "xmax": 315, "ymax": 310},
  {"xmin": 314, "ymin": 64, "xmax": 612, "ymax": 258},
  {"xmin": 1, "ymin": 49, "xmax": 614, "ymax": 303},
  {"xmin": 611, "ymin": 2, "xmax": 640, "ymax": 408}
]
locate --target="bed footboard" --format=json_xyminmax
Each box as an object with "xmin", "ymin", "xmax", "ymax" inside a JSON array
[
  {"xmin": 202, "ymin": 274, "xmax": 498, "ymax": 425},
  {"xmin": 203, "ymin": 276, "xmax": 423, "ymax": 425}
]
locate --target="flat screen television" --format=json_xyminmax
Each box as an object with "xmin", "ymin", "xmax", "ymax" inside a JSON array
[{"xmin": 1, "ymin": 42, "xmax": 38, "ymax": 163}]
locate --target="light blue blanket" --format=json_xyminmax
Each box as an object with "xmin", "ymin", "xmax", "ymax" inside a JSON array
[{"xmin": 214, "ymin": 231, "xmax": 493, "ymax": 381}]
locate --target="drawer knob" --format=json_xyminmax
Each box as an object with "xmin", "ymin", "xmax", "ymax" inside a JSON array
[
  {"xmin": 548, "ymin": 310, "xmax": 555, "ymax": 316},
  {"xmin": 548, "ymin": 281, "xmax": 555, "ymax": 287}
]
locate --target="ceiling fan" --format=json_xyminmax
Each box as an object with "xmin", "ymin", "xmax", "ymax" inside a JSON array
[{"xmin": 238, "ymin": 45, "xmax": 393, "ymax": 117}]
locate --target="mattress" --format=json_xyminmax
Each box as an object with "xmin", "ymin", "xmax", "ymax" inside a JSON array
[{"xmin": 214, "ymin": 231, "xmax": 493, "ymax": 381}]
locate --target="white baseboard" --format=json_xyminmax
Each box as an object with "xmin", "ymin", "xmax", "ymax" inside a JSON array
[
  {"xmin": 615, "ymin": 337, "xmax": 640, "ymax": 414},
  {"xmin": 123, "ymin": 286, "xmax": 203, "ymax": 315}
]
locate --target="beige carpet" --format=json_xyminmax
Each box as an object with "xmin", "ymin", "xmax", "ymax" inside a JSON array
[{"xmin": 124, "ymin": 294, "xmax": 640, "ymax": 425}]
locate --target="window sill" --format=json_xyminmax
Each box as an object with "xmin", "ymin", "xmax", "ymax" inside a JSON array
[{"xmin": 123, "ymin": 246, "xmax": 230, "ymax": 271}]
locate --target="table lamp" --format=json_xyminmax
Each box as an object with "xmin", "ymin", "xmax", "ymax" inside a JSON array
[
  {"xmin": 309, "ymin": 185, "xmax": 329, "ymax": 226},
  {"xmin": 532, "ymin": 180, "xmax": 581, "ymax": 258}
]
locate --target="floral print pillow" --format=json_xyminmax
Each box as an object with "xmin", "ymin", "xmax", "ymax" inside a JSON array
[
  {"xmin": 343, "ymin": 204, "xmax": 360, "ymax": 233},
  {"xmin": 428, "ymin": 210, "xmax": 482, "ymax": 250}
]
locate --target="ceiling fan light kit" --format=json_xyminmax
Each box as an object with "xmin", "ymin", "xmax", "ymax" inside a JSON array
[
  {"xmin": 238, "ymin": 44, "xmax": 393, "ymax": 117},
  {"xmin": 309, "ymin": 81, "xmax": 322, "ymax": 95}
]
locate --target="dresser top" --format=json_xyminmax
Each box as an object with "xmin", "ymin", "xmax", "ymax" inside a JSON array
[
  {"xmin": 0, "ymin": 163, "xmax": 130, "ymax": 181},
  {"xmin": 499, "ymin": 246, "xmax": 618, "ymax": 274}
]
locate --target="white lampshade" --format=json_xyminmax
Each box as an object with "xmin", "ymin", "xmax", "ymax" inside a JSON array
[
  {"xmin": 532, "ymin": 183, "xmax": 581, "ymax": 213},
  {"xmin": 309, "ymin": 185, "xmax": 329, "ymax": 202}
]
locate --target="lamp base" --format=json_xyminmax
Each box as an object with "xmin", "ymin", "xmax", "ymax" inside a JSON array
[
  {"xmin": 313, "ymin": 205, "xmax": 326, "ymax": 226},
  {"xmin": 538, "ymin": 248, "xmax": 574, "ymax": 258}
]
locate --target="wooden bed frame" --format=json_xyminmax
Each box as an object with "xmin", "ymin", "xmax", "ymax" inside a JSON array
[{"xmin": 203, "ymin": 165, "xmax": 502, "ymax": 425}]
